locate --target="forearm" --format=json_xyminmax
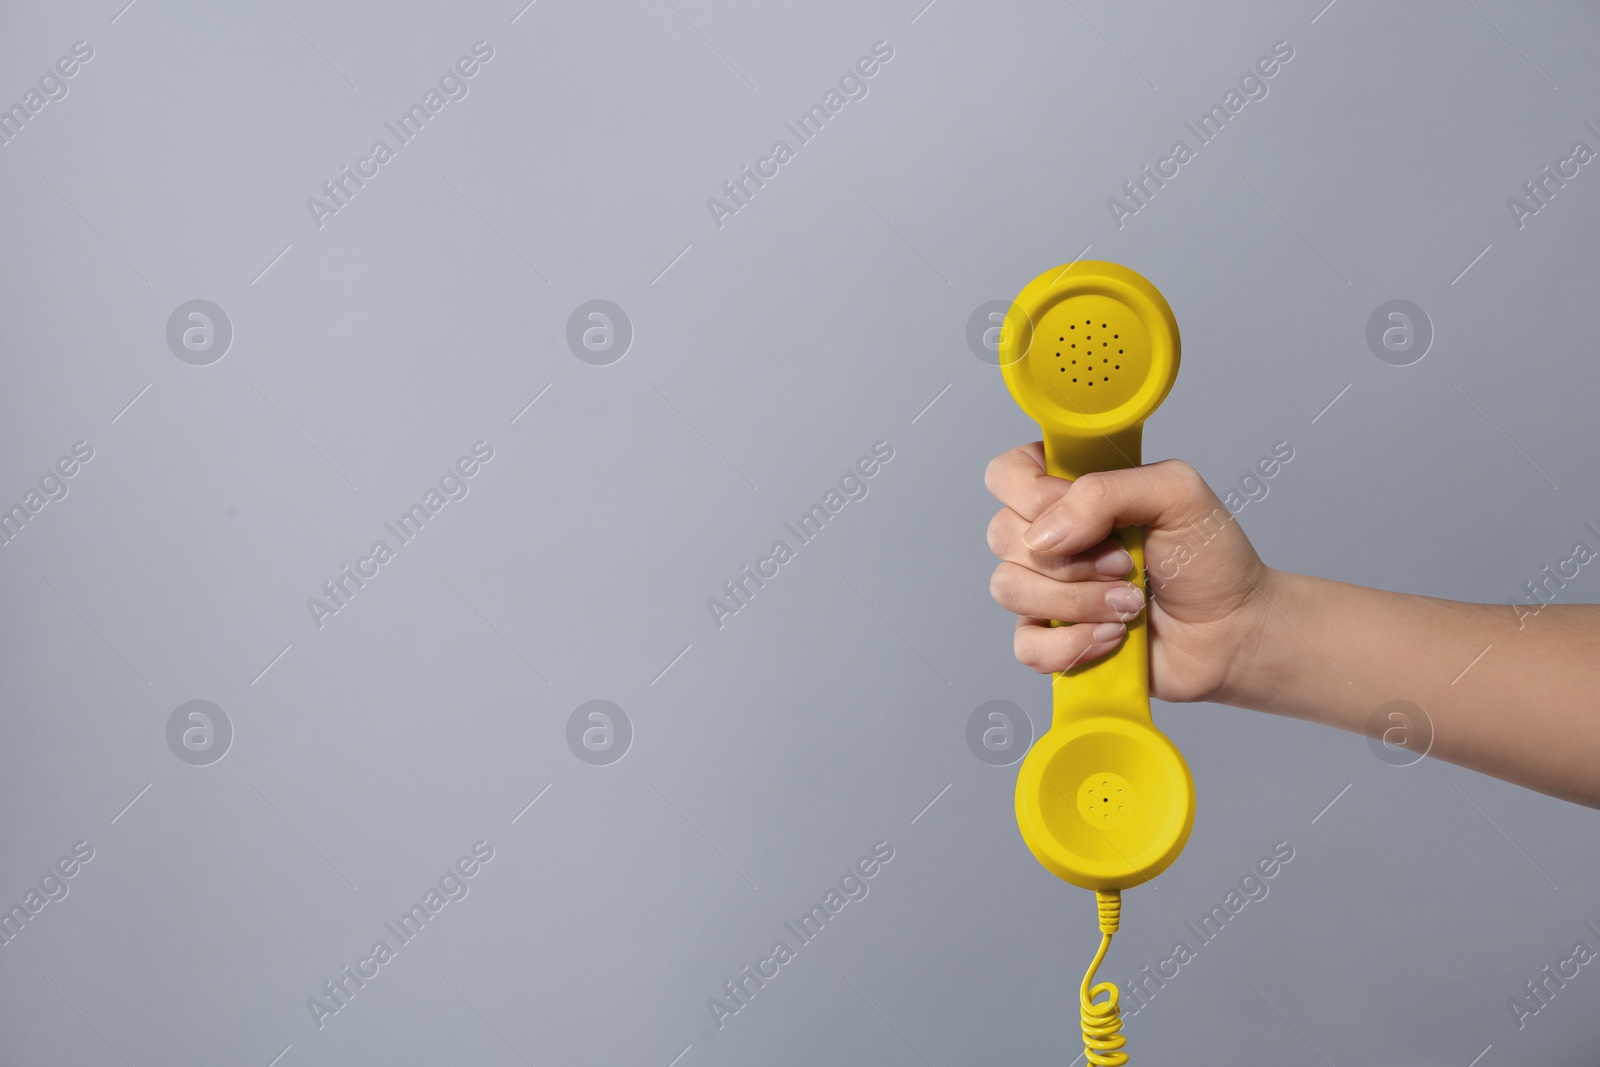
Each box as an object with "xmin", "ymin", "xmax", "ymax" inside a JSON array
[{"xmin": 1224, "ymin": 570, "xmax": 1600, "ymax": 807}]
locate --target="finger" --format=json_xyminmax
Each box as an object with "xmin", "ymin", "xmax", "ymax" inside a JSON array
[
  {"xmin": 984, "ymin": 443, "xmax": 1070, "ymax": 522},
  {"xmin": 988, "ymin": 509, "xmax": 1133, "ymax": 579},
  {"xmin": 1022, "ymin": 459, "xmax": 1220, "ymax": 558},
  {"xmin": 1013, "ymin": 615, "xmax": 1127, "ymax": 674},
  {"xmin": 990, "ymin": 562, "xmax": 1146, "ymax": 623}
]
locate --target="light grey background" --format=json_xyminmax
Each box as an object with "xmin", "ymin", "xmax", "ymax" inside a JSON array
[{"xmin": 2, "ymin": 0, "xmax": 1598, "ymax": 1064}]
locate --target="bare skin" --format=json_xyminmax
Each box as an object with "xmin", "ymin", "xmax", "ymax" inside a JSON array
[{"xmin": 985, "ymin": 443, "xmax": 1600, "ymax": 808}]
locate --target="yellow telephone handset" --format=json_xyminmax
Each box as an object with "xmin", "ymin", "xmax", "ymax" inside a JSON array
[{"xmin": 998, "ymin": 261, "xmax": 1195, "ymax": 1066}]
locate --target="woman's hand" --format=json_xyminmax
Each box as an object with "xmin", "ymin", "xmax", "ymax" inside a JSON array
[{"xmin": 985, "ymin": 444, "xmax": 1275, "ymax": 705}]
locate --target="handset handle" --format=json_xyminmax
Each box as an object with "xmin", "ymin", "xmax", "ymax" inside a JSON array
[{"xmin": 1041, "ymin": 425, "xmax": 1151, "ymax": 729}]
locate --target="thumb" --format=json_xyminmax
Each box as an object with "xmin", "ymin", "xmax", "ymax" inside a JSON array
[{"xmin": 1021, "ymin": 459, "xmax": 1218, "ymax": 557}]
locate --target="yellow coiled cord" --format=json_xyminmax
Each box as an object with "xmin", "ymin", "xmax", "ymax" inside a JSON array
[{"xmin": 1080, "ymin": 889, "xmax": 1127, "ymax": 1066}]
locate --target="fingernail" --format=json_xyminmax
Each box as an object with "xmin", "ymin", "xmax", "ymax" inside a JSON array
[
  {"xmin": 1091, "ymin": 622, "xmax": 1127, "ymax": 643},
  {"xmin": 1024, "ymin": 513, "xmax": 1072, "ymax": 551},
  {"xmin": 1096, "ymin": 549, "xmax": 1133, "ymax": 576},
  {"xmin": 1104, "ymin": 585, "xmax": 1145, "ymax": 614}
]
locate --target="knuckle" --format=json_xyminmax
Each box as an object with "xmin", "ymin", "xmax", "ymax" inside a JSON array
[
  {"xmin": 992, "ymin": 564, "xmax": 1045, "ymax": 612},
  {"xmin": 1014, "ymin": 631, "xmax": 1051, "ymax": 673},
  {"xmin": 1159, "ymin": 458, "xmax": 1207, "ymax": 498},
  {"xmin": 986, "ymin": 510, "xmax": 1011, "ymax": 557},
  {"xmin": 1070, "ymin": 471, "xmax": 1112, "ymax": 511},
  {"xmin": 988, "ymin": 565, "xmax": 1016, "ymax": 607},
  {"xmin": 983, "ymin": 446, "xmax": 1032, "ymax": 498},
  {"xmin": 1012, "ymin": 630, "xmax": 1035, "ymax": 666},
  {"xmin": 1153, "ymin": 458, "xmax": 1224, "ymax": 528},
  {"xmin": 1029, "ymin": 477, "xmax": 1071, "ymax": 518},
  {"xmin": 982, "ymin": 454, "xmax": 1006, "ymax": 496}
]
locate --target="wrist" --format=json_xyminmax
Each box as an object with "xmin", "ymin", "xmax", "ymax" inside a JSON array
[{"xmin": 1213, "ymin": 565, "xmax": 1303, "ymax": 711}]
